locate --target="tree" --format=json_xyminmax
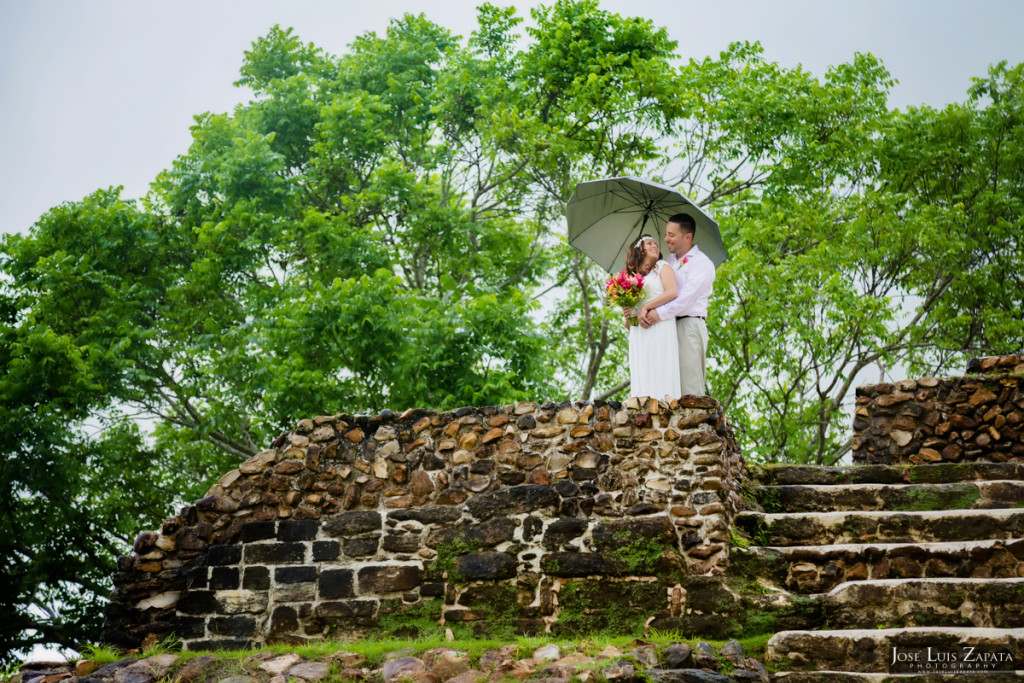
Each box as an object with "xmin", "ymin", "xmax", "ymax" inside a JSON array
[
  {"xmin": 705, "ymin": 58, "xmax": 1024, "ymax": 465},
  {"xmin": 0, "ymin": 5, "xmax": 682, "ymax": 658},
  {"xmin": 0, "ymin": 191, "xmax": 206, "ymax": 662}
]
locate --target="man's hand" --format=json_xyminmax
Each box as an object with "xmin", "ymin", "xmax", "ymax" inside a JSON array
[{"xmin": 640, "ymin": 309, "xmax": 661, "ymax": 328}]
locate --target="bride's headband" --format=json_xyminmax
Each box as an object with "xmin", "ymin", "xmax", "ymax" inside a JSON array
[{"xmin": 634, "ymin": 235, "xmax": 654, "ymax": 247}]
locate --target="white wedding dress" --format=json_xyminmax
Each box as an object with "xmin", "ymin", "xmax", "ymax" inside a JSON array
[{"xmin": 628, "ymin": 260, "xmax": 681, "ymax": 400}]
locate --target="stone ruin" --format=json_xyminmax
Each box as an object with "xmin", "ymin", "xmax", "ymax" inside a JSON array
[
  {"xmin": 103, "ymin": 354, "xmax": 1024, "ymax": 677},
  {"xmin": 853, "ymin": 354, "xmax": 1024, "ymax": 465},
  {"xmin": 103, "ymin": 395, "xmax": 746, "ymax": 651}
]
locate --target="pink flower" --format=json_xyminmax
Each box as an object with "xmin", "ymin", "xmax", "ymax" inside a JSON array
[
  {"xmin": 605, "ymin": 268, "xmax": 646, "ymax": 312},
  {"xmin": 682, "ymin": 256, "xmax": 689, "ymax": 265}
]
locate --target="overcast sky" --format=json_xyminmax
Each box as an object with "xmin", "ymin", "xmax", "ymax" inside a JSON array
[{"xmin": 2, "ymin": 0, "xmax": 1023, "ymax": 237}]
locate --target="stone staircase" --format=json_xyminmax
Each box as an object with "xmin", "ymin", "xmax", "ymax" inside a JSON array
[{"xmin": 733, "ymin": 462, "xmax": 1024, "ymax": 680}]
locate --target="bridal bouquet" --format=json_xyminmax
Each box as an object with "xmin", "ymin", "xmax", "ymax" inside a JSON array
[{"xmin": 605, "ymin": 270, "xmax": 645, "ymax": 326}]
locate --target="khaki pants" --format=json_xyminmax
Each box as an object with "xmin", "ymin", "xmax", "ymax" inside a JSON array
[{"xmin": 676, "ymin": 317, "xmax": 708, "ymax": 396}]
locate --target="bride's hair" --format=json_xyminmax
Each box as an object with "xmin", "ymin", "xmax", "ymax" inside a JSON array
[{"xmin": 626, "ymin": 235, "xmax": 662, "ymax": 275}]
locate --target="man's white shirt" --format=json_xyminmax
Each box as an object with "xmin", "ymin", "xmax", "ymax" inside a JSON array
[{"xmin": 654, "ymin": 244, "xmax": 715, "ymax": 320}]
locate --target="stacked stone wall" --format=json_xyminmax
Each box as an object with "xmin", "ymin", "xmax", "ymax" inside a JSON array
[
  {"xmin": 852, "ymin": 354, "xmax": 1024, "ymax": 466},
  {"xmin": 103, "ymin": 396, "xmax": 746, "ymax": 651}
]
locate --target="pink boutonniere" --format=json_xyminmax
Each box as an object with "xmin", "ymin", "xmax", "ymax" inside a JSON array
[{"xmin": 681, "ymin": 256, "xmax": 689, "ymax": 265}]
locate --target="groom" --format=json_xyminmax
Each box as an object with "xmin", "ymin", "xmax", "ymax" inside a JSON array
[{"xmin": 638, "ymin": 213, "xmax": 715, "ymax": 396}]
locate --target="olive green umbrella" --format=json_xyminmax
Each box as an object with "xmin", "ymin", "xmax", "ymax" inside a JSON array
[{"xmin": 566, "ymin": 176, "xmax": 726, "ymax": 273}]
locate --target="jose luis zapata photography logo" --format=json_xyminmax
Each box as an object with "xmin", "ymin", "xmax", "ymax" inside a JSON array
[{"xmin": 889, "ymin": 643, "xmax": 1016, "ymax": 673}]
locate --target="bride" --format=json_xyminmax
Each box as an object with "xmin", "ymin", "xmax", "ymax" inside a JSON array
[{"xmin": 626, "ymin": 235, "xmax": 681, "ymax": 400}]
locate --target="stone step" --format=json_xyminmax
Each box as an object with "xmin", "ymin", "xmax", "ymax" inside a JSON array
[
  {"xmin": 772, "ymin": 672, "xmax": 1024, "ymax": 682},
  {"xmin": 824, "ymin": 577, "xmax": 1024, "ymax": 629},
  {"xmin": 735, "ymin": 509, "xmax": 1024, "ymax": 545},
  {"xmin": 732, "ymin": 538, "xmax": 1024, "ymax": 594},
  {"xmin": 753, "ymin": 480, "xmax": 1024, "ymax": 513},
  {"xmin": 766, "ymin": 627, "xmax": 1024, "ymax": 674},
  {"xmin": 749, "ymin": 462, "xmax": 1024, "ymax": 487}
]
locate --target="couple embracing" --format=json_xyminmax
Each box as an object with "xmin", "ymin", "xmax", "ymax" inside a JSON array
[{"xmin": 625, "ymin": 213, "xmax": 715, "ymax": 399}]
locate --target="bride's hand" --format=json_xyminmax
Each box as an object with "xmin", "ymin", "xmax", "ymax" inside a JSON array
[{"xmin": 638, "ymin": 304, "xmax": 651, "ymax": 320}]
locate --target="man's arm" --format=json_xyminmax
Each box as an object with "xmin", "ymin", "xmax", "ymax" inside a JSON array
[{"xmin": 653, "ymin": 257, "xmax": 714, "ymax": 320}]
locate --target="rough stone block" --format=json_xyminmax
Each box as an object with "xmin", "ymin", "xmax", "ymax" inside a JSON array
[
  {"xmin": 176, "ymin": 591, "xmax": 219, "ymax": 615},
  {"xmin": 269, "ymin": 606, "xmax": 299, "ymax": 635},
  {"xmin": 553, "ymin": 579, "xmax": 667, "ymax": 635},
  {"xmin": 499, "ymin": 471, "xmax": 527, "ymax": 485},
  {"xmin": 540, "ymin": 552, "xmax": 609, "ymax": 577},
  {"xmin": 312, "ymin": 540, "xmax": 340, "ymax": 562},
  {"xmin": 691, "ymin": 491, "xmax": 720, "ymax": 506},
  {"xmin": 420, "ymin": 582, "xmax": 445, "ymax": 597},
  {"xmin": 592, "ymin": 516, "xmax": 675, "ymax": 549},
  {"xmin": 243, "ymin": 566, "xmax": 270, "ymax": 590},
  {"xmin": 319, "ymin": 569, "xmax": 355, "ymax": 599},
  {"xmin": 358, "ymin": 565, "xmax": 423, "ymax": 592},
  {"xmin": 216, "ymin": 590, "xmax": 269, "ymax": 614},
  {"xmin": 315, "ymin": 599, "xmax": 378, "ymax": 618},
  {"xmin": 275, "ymin": 566, "xmax": 317, "ymax": 584},
  {"xmin": 343, "ymin": 537, "xmax": 379, "ymax": 557},
  {"xmin": 277, "ymin": 520, "xmax": 319, "ymax": 542},
  {"xmin": 208, "ymin": 616, "xmax": 256, "ymax": 638},
  {"xmin": 324, "ymin": 511, "xmax": 381, "ymax": 536},
  {"xmin": 186, "ymin": 565, "xmax": 208, "ymax": 590},
  {"xmin": 553, "ymin": 480, "xmax": 581, "ymax": 497},
  {"xmin": 276, "ymin": 582, "xmax": 316, "ymax": 603},
  {"xmin": 523, "ymin": 516, "xmax": 543, "ymax": 541},
  {"xmin": 570, "ymin": 467, "xmax": 599, "ymax": 481},
  {"xmin": 167, "ymin": 615, "xmax": 206, "ymax": 640},
  {"xmin": 388, "ymin": 507, "xmax": 463, "ymax": 525},
  {"xmin": 240, "ymin": 521, "xmax": 276, "ymax": 542},
  {"xmin": 383, "ymin": 533, "xmax": 422, "ymax": 553},
  {"xmin": 207, "ymin": 545, "xmax": 243, "ymax": 566},
  {"xmin": 466, "ymin": 485, "xmax": 559, "ymax": 520},
  {"xmin": 543, "ymin": 518, "xmax": 589, "ymax": 548},
  {"xmin": 310, "ymin": 599, "xmax": 378, "ymax": 630},
  {"xmin": 209, "ymin": 567, "xmax": 240, "ymax": 591},
  {"xmin": 243, "ymin": 542, "xmax": 305, "ymax": 564},
  {"xmin": 453, "ymin": 553, "xmax": 517, "ymax": 581},
  {"xmin": 426, "ymin": 517, "xmax": 516, "ymax": 549}
]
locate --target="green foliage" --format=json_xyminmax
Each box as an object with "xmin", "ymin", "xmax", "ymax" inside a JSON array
[
  {"xmin": 425, "ymin": 537, "xmax": 482, "ymax": 582},
  {"xmin": 707, "ymin": 57, "xmax": 1024, "ymax": 465},
  {"xmin": 373, "ymin": 599, "xmax": 445, "ymax": 640},
  {"xmin": 454, "ymin": 582, "xmax": 523, "ymax": 642},
  {"xmin": 555, "ymin": 580, "xmax": 666, "ymax": 635},
  {"xmin": 729, "ymin": 527, "xmax": 752, "ymax": 549},
  {"xmin": 756, "ymin": 487, "xmax": 784, "ymax": 515},
  {"xmin": 609, "ymin": 532, "xmax": 666, "ymax": 573}
]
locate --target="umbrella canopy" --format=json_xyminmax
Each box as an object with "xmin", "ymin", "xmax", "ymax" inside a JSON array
[{"xmin": 566, "ymin": 176, "xmax": 726, "ymax": 273}]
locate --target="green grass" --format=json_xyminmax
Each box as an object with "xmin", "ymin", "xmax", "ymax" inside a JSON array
[
  {"xmin": 729, "ymin": 526, "xmax": 752, "ymax": 548},
  {"xmin": 63, "ymin": 631, "xmax": 776, "ymax": 677},
  {"xmin": 78, "ymin": 643, "xmax": 126, "ymax": 666}
]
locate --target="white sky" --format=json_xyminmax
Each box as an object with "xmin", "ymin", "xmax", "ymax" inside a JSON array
[{"xmin": 3, "ymin": 0, "xmax": 1024, "ymax": 237}]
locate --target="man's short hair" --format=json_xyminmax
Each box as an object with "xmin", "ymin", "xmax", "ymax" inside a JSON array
[{"xmin": 667, "ymin": 213, "xmax": 696, "ymax": 236}]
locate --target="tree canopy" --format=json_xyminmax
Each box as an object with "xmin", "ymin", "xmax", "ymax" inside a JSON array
[{"xmin": 2, "ymin": 0, "xmax": 1022, "ymax": 662}]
